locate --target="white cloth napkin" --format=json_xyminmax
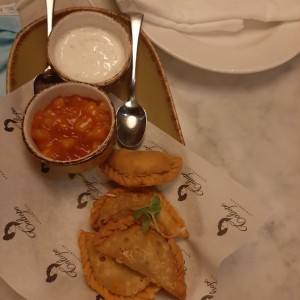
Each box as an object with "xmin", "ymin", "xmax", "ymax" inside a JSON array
[{"xmin": 116, "ymin": 0, "xmax": 300, "ymax": 32}]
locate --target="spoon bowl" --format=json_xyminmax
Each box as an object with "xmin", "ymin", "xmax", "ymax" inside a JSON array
[
  {"xmin": 34, "ymin": 66, "xmax": 63, "ymax": 94},
  {"xmin": 116, "ymin": 101, "xmax": 147, "ymax": 148},
  {"xmin": 116, "ymin": 13, "xmax": 147, "ymax": 148}
]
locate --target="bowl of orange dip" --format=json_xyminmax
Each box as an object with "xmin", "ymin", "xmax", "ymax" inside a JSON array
[{"xmin": 22, "ymin": 82, "xmax": 116, "ymax": 172}]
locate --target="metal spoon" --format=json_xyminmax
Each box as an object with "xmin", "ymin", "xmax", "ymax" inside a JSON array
[
  {"xmin": 116, "ymin": 13, "xmax": 147, "ymax": 148},
  {"xmin": 33, "ymin": 0, "xmax": 62, "ymax": 94}
]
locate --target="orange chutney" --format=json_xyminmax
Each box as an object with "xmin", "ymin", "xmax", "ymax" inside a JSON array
[{"xmin": 31, "ymin": 95, "xmax": 112, "ymax": 161}]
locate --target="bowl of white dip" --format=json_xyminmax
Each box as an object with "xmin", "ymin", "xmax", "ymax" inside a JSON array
[{"xmin": 47, "ymin": 11, "xmax": 131, "ymax": 86}]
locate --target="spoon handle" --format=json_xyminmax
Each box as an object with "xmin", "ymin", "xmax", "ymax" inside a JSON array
[
  {"xmin": 46, "ymin": 0, "xmax": 55, "ymax": 37},
  {"xmin": 128, "ymin": 13, "xmax": 144, "ymax": 106}
]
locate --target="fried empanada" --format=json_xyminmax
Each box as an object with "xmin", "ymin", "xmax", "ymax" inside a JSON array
[
  {"xmin": 78, "ymin": 230, "xmax": 160, "ymax": 299},
  {"xmin": 100, "ymin": 149, "xmax": 183, "ymax": 187},
  {"xmin": 90, "ymin": 187, "xmax": 189, "ymax": 238},
  {"xmin": 93, "ymin": 218, "xmax": 186, "ymax": 300}
]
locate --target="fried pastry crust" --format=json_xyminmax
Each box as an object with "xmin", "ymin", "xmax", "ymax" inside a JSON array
[
  {"xmin": 100, "ymin": 149, "xmax": 183, "ymax": 187},
  {"xmin": 78, "ymin": 230, "xmax": 160, "ymax": 299},
  {"xmin": 93, "ymin": 217, "xmax": 186, "ymax": 300},
  {"xmin": 90, "ymin": 187, "xmax": 189, "ymax": 238}
]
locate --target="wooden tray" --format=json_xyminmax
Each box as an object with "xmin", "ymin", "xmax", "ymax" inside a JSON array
[{"xmin": 6, "ymin": 7, "xmax": 184, "ymax": 144}]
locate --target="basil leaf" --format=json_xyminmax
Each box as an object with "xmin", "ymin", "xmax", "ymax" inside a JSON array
[
  {"xmin": 150, "ymin": 196, "xmax": 160, "ymax": 206},
  {"xmin": 133, "ymin": 208, "xmax": 145, "ymax": 220},
  {"xmin": 133, "ymin": 196, "xmax": 161, "ymax": 233},
  {"xmin": 141, "ymin": 214, "xmax": 150, "ymax": 233}
]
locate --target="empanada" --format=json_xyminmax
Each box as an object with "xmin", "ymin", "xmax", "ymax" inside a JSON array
[
  {"xmin": 100, "ymin": 149, "xmax": 183, "ymax": 187},
  {"xmin": 93, "ymin": 217, "xmax": 186, "ymax": 300},
  {"xmin": 78, "ymin": 230, "xmax": 160, "ymax": 299},
  {"xmin": 90, "ymin": 187, "xmax": 189, "ymax": 238}
]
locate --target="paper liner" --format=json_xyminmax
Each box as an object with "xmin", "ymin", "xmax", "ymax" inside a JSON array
[{"xmin": 0, "ymin": 81, "xmax": 271, "ymax": 299}]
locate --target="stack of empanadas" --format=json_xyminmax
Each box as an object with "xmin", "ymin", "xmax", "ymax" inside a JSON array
[{"xmin": 78, "ymin": 149, "xmax": 188, "ymax": 299}]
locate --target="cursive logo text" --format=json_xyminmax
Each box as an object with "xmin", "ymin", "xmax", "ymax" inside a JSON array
[
  {"xmin": 217, "ymin": 203, "xmax": 248, "ymax": 236},
  {"xmin": 46, "ymin": 248, "xmax": 77, "ymax": 283},
  {"xmin": 3, "ymin": 107, "xmax": 24, "ymax": 132},
  {"xmin": 3, "ymin": 206, "xmax": 39, "ymax": 240},
  {"xmin": 70, "ymin": 173, "xmax": 105, "ymax": 209},
  {"xmin": 177, "ymin": 171, "xmax": 204, "ymax": 201},
  {"xmin": 201, "ymin": 278, "xmax": 217, "ymax": 300}
]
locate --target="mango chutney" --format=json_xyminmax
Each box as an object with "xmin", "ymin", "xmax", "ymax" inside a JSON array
[{"xmin": 31, "ymin": 95, "xmax": 112, "ymax": 161}]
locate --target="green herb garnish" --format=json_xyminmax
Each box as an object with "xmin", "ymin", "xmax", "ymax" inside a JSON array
[{"xmin": 133, "ymin": 196, "xmax": 161, "ymax": 233}]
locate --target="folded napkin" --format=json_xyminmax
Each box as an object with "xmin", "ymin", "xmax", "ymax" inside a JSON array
[
  {"xmin": 0, "ymin": 3, "xmax": 21, "ymax": 97},
  {"xmin": 116, "ymin": 0, "xmax": 300, "ymax": 32}
]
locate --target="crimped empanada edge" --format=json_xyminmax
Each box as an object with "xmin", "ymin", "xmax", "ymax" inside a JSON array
[
  {"xmin": 100, "ymin": 150, "xmax": 183, "ymax": 187},
  {"xmin": 78, "ymin": 230, "xmax": 159, "ymax": 300}
]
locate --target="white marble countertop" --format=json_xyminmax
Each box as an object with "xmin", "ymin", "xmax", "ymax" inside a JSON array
[
  {"xmin": 157, "ymin": 48, "xmax": 300, "ymax": 300},
  {"xmin": 1, "ymin": 0, "xmax": 300, "ymax": 299}
]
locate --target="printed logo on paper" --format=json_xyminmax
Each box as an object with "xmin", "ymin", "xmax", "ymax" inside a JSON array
[
  {"xmin": 143, "ymin": 142, "xmax": 207, "ymax": 202},
  {"xmin": 3, "ymin": 107, "xmax": 24, "ymax": 132},
  {"xmin": 70, "ymin": 173, "xmax": 107, "ymax": 209},
  {"xmin": 3, "ymin": 107, "xmax": 52, "ymax": 174},
  {"xmin": 2, "ymin": 204, "xmax": 41, "ymax": 240},
  {"xmin": 142, "ymin": 141, "xmax": 166, "ymax": 152},
  {"xmin": 46, "ymin": 245, "xmax": 79, "ymax": 283},
  {"xmin": 178, "ymin": 168, "xmax": 206, "ymax": 201},
  {"xmin": 201, "ymin": 276, "xmax": 217, "ymax": 300},
  {"xmin": 217, "ymin": 199, "xmax": 252, "ymax": 236},
  {"xmin": 0, "ymin": 168, "xmax": 8, "ymax": 181}
]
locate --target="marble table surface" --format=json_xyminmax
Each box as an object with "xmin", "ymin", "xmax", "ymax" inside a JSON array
[
  {"xmin": 1, "ymin": 0, "xmax": 300, "ymax": 299},
  {"xmin": 158, "ymin": 48, "xmax": 300, "ymax": 300}
]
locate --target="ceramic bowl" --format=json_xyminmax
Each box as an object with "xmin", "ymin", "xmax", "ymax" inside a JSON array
[
  {"xmin": 22, "ymin": 82, "xmax": 116, "ymax": 173},
  {"xmin": 47, "ymin": 10, "xmax": 131, "ymax": 86}
]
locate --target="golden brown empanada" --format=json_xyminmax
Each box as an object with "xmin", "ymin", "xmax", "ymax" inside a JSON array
[
  {"xmin": 78, "ymin": 230, "xmax": 160, "ymax": 299},
  {"xmin": 90, "ymin": 187, "xmax": 189, "ymax": 238},
  {"xmin": 93, "ymin": 217, "xmax": 186, "ymax": 300},
  {"xmin": 100, "ymin": 149, "xmax": 183, "ymax": 187}
]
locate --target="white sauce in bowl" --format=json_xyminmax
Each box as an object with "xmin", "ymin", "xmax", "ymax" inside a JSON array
[{"xmin": 54, "ymin": 26, "xmax": 126, "ymax": 83}]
